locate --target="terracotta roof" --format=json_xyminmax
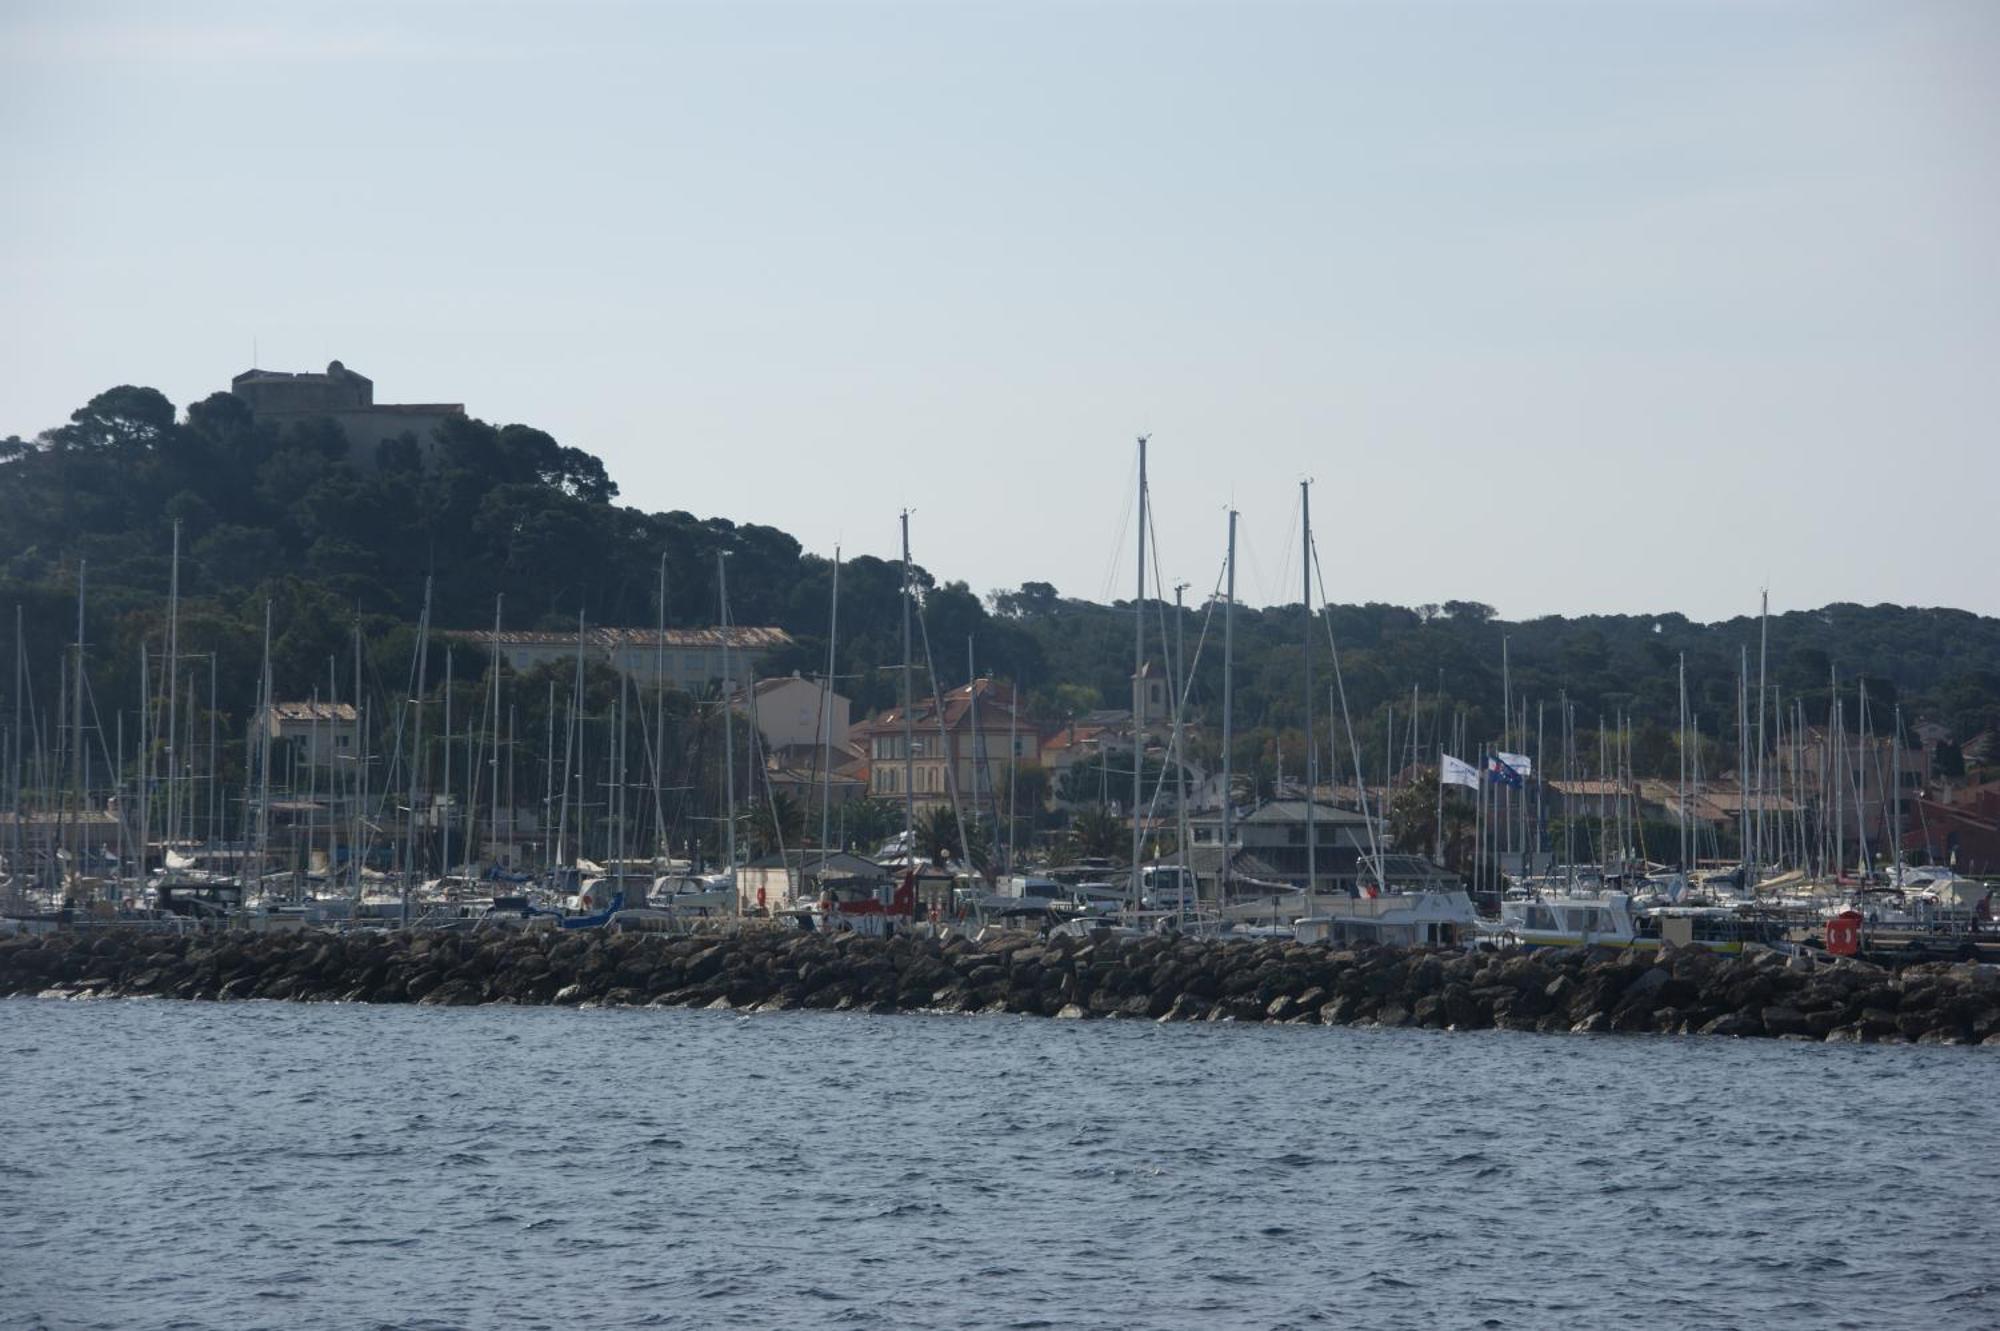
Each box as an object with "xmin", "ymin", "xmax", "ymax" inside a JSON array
[
  {"xmin": 443, "ymin": 626, "xmax": 792, "ymax": 650},
  {"xmin": 270, "ymin": 701, "xmax": 358, "ymax": 722},
  {"xmin": 1548, "ymin": 779, "xmax": 1633, "ymax": 798},
  {"xmin": 855, "ymin": 677, "xmax": 1020, "ymax": 735}
]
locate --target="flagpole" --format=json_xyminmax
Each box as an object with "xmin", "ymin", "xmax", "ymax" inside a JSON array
[
  {"xmin": 1474, "ymin": 751, "xmax": 1485, "ymax": 903},
  {"xmin": 1434, "ymin": 745, "xmax": 1445, "ymax": 865}
]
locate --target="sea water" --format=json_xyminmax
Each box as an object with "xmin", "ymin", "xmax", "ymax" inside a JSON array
[{"xmin": 2, "ymin": 999, "xmax": 1994, "ymax": 1330}]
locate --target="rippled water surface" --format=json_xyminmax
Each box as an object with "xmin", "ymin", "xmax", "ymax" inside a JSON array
[{"xmin": 2, "ymin": 998, "xmax": 1996, "ymax": 1330}]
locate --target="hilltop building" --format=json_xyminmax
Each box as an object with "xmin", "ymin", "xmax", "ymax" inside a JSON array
[{"xmin": 231, "ymin": 360, "xmax": 464, "ymax": 466}]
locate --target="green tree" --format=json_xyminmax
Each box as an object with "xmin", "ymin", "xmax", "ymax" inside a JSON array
[
  {"xmin": 914, "ymin": 804, "xmax": 990, "ymax": 872},
  {"xmin": 1067, "ymin": 804, "xmax": 1125, "ymax": 861}
]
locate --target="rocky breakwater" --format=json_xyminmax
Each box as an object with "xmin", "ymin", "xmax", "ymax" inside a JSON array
[{"xmin": 4, "ymin": 927, "xmax": 2000, "ymax": 1044}]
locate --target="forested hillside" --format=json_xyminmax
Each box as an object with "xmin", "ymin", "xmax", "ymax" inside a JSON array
[{"xmin": 5, "ymin": 382, "xmax": 1999, "ymax": 788}]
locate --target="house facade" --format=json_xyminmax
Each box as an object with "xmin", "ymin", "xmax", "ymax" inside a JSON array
[
  {"xmin": 264, "ymin": 701, "xmax": 361, "ymax": 769},
  {"xmin": 855, "ymin": 678, "xmax": 1037, "ymax": 811},
  {"xmin": 734, "ymin": 674, "xmax": 850, "ymax": 750}
]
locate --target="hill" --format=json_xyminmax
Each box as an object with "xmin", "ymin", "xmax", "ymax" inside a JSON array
[{"xmin": 5, "ymin": 381, "xmax": 1999, "ymax": 794}]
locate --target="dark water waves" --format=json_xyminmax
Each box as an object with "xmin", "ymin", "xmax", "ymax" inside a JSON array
[{"xmin": 2, "ymin": 999, "xmax": 1995, "ymax": 1330}]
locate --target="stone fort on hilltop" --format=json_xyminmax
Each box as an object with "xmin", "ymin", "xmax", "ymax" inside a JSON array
[{"xmin": 230, "ymin": 360, "xmax": 464, "ymax": 466}]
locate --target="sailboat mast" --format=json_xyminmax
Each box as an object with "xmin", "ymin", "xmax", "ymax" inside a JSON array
[
  {"xmin": 1172, "ymin": 581, "xmax": 1191, "ymax": 923},
  {"xmin": 717, "ymin": 551, "xmax": 737, "ymax": 913},
  {"xmin": 488, "ymin": 596, "xmax": 503, "ymax": 872},
  {"xmin": 1739, "ymin": 646, "xmax": 1750, "ymax": 875},
  {"xmin": 1848, "ymin": 679, "xmax": 1864, "ymax": 875},
  {"xmin": 1005, "ymin": 664, "xmax": 1019, "ymax": 876},
  {"xmin": 614, "ymin": 667, "xmax": 627, "ymax": 877},
  {"xmin": 164, "ymin": 521, "xmax": 179, "ymax": 865},
  {"xmin": 543, "ymin": 679, "xmax": 556, "ymax": 871},
  {"xmin": 352, "ymin": 620, "xmax": 364, "ymax": 893},
  {"xmin": 69, "ymin": 561, "xmax": 85, "ymax": 899},
  {"xmin": 900, "ymin": 512, "xmax": 915, "ymax": 863},
  {"xmin": 1754, "ymin": 590, "xmax": 1768, "ymax": 883},
  {"xmin": 1830, "ymin": 666, "xmax": 1843, "ymax": 880},
  {"xmin": 1501, "ymin": 635, "xmax": 1511, "ymax": 873},
  {"xmin": 1677, "ymin": 652, "xmax": 1689, "ymax": 878},
  {"xmin": 1892, "ymin": 704, "xmax": 1904, "ymax": 879},
  {"xmin": 966, "ymin": 638, "xmax": 982, "ymax": 834},
  {"xmin": 256, "ymin": 597, "xmax": 274, "ymax": 903},
  {"xmin": 819, "ymin": 548, "xmax": 840, "ymax": 877},
  {"xmin": 1132, "ymin": 437, "xmax": 1148, "ymax": 916},
  {"xmin": 137, "ymin": 638, "xmax": 149, "ymax": 902},
  {"xmin": 440, "ymin": 643, "xmax": 452, "ymax": 875},
  {"xmin": 1220, "ymin": 508, "xmax": 1236, "ymax": 908},
  {"xmin": 653, "ymin": 554, "xmax": 667, "ymax": 859},
  {"xmin": 405, "ymin": 579, "xmax": 431, "ymax": 924},
  {"xmin": 9, "ymin": 606, "xmax": 23, "ymax": 909},
  {"xmin": 555, "ymin": 617, "xmax": 577, "ymax": 868},
  {"xmin": 208, "ymin": 652, "xmax": 218, "ymax": 852},
  {"xmin": 328, "ymin": 656, "xmax": 338, "ymax": 889},
  {"xmin": 1301, "ymin": 479, "xmax": 1315, "ymax": 898}
]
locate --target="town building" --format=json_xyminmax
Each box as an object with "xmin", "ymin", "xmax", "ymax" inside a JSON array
[
  {"xmin": 855, "ymin": 678, "xmax": 1037, "ymax": 812},
  {"xmin": 1040, "ymin": 718, "xmax": 1138, "ymax": 809},
  {"xmin": 732, "ymin": 674, "xmax": 850, "ymax": 751},
  {"xmin": 761, "ymin": 746, "xmax": 870, "ymax": 809},
  {"xmin": 263, "ymin": 701, "xmax": 361, "ymax": 769},
  {"xmin": 231, "ymin": 360, "xmax": 464, "ymax": 467},
  {"xmin": 440, "ymin": 626, "xmax": 792, "ymax": 692},
  {"xmin": 1186, "ymin": 799, "xmax": 1381, "ymax": 894},
  {"xmin": 1906, "ymin": 777, "xmax": 2000, "ymax": 873},
  {"xmin": 737, "ymin": 849, "xmax": 889, "ymax": 912}
]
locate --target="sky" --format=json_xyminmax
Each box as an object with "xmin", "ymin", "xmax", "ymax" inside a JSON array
[{"xmin": 3, "ymin": 0, "xmax": 1996, "ymax": 622}]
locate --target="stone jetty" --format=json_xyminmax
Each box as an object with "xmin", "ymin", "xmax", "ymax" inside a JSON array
[{"xmin": 4, "ymin": 927, "xmax": 1999, "ymax": 1044}]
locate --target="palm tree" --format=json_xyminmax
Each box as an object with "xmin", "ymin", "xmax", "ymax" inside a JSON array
[
  {"xmin": 914, "ymin": 805, "xmax": 991, "ymax": 871},
  {"xmin": 1068, "ymin": 804, "xmax": 1125, "ymax": 861},
  {"xmin": 748, "ymin": 789, "xmax": 804, "ymax": 857}
]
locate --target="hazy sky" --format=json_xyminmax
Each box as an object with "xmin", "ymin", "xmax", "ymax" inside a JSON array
[{"xmin": 4, "ymin": 0, "xmax": 1995, "ymax": 621}]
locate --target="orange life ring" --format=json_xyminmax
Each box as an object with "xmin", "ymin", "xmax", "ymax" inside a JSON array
[{"xmin": 1825, "ymin": 910, "xmax": 1862, "ymax": 957}]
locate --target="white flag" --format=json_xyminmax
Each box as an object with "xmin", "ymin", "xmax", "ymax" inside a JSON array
[
  {"xmin": 1439, "ymin": 754, "xmax": 1481, "ymax": 790},
  {"xmin": 1496, "ymin": 751, "xmax": 1534, "ymax": 778}
]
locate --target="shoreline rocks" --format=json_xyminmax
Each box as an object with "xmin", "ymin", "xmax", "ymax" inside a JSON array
[{"xmin": 4, "ymin": 927, "xmax": 1998, "ymax": 1045}]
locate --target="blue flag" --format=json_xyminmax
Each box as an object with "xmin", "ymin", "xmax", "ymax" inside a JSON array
[{"xmin": 1485, "ymin": 754, "xmax": 1524, "ymax": 788}]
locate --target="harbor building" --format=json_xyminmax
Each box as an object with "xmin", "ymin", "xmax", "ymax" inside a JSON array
[
  {"xmin": 1187, "ymin": 800, "xmax": 1381, "ymax": 894},
  {"xmin": 440, "ymin": 626, "xmax": 792, "ymax": 693}
]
